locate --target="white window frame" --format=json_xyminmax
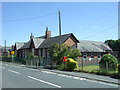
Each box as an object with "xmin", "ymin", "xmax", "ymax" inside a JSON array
[
  {"xmin": 97, "ymin": 53, "xmax": 101, "ymax": 60},
  {"xmin": 91, "ymin": 53, "xmax": 94, "ymax": 60},
  {"xmin": 83, "ymin": 53, "xmax": 87, "ymax": 60}
]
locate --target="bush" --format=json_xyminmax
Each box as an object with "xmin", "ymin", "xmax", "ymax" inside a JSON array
[
  {"xmin": 96, "ymin": 69, "xmax": 109, "ymax": 76},
  {"xmin": 99, "ymin": 54, "xmax": 118, "ymax": 71},
  {"xmin": 66, "ymin": 58, "xmax": 78, "ymax": 71},
  {"xmin": 118, "ymin": 63, "xmax": 120, "ymax": 74},
  {"xmin": 57, "ymin": 64, "xmax": 65, "ymax": 70}
]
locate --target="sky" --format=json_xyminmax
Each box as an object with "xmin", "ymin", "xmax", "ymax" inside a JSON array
[{"xmin": 2, "ymin": 2, "xmax": 118, "ymax": 46}]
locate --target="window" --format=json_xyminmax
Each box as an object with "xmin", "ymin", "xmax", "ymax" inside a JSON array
[
  {"xmin": 43, "ymin": 49, "xmax": 46, "ymax": 57},
  {"xmin": 91, "ymin": 53, "xmax": 94, "ymax": 60},
  {"xmin": 32, "ymin": 48, "xmax": 35, "ymax": 55},
  {"xmin": 22, "ymin": 50, "xmax": 25, "ymax": 57},
  {"xmin": 25, "ymin": 50, "xmax": 27, "ymax": 57},
  {"xmin": 98, "ymin": 53, "xmax": 101, "ymax": 59},
  {"xmin": 83, "ymin": 53, "xmax": 87, "ymax": 60}
]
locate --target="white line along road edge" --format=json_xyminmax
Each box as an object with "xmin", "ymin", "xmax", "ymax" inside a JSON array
[
  {"xmin": 28, "ymin": 76, "xmax": 61, "ymax": 88},
  {"xmin": 8, "ymin": 69, "xmax": 20, "ymax": 74}
]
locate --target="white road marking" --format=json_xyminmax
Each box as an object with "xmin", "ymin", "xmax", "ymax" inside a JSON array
[
  {"xmin": 8, "ymin": 69, "xmax": 20, "ymax": 74},
  {"xmin": 28, "ymin": 76, "xmax": 61, "ymax": 88},
  {"xmin": 98, "ymin": 81, "xmax": 118, "ymax": 87},
  {"xmin": 41, "ymin": 71, "xmax": 85, "ymax": 81},
  {"xmin": 0, "ymin": 66, "xmax": 5, "ymax": 69},
  {"xmin": 41, "ymin": 71, "xmax": 57, "ymax": 75},
  {"xmin": 85, "ymin": 79, "xmax": 118, "ymax": 87},
  {"xmin": 25, "ymin": 68, "xmax": 39, "ymax": 71},
  {"xmin": 73, "ymin": 76, "xmax": 80, "ymax": 80}
]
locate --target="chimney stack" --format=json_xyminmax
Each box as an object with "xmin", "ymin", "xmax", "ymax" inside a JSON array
[
  {"xmin": 30, "ymin": 33, "xmax": 34, "ymax": 40},
  {"xmin": 45, "ymin": 27, "xmax": 51, "ymax": 38}
]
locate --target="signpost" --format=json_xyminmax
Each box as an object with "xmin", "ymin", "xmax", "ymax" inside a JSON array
[{"xmin": 11, "ymin": 51, "xmax": 15, "ymax": 63}]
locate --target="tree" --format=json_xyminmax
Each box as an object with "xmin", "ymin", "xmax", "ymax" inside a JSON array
[
  {"xmin": 99, "ymin": 54, "xmax": 118, "ymax": 71},
  {"xmin": 105, "ymin": 39, "xmax": 120, "ymax": 62},
  {"xmin": 48, "ymin": 43, "xmax": 60, "ymax": 65},
  {"xmin": 68, "ymin": 49, "xmax": 82, "ymax": 60},
  {"xmin": 105, "ymin": 39, "xmax": 120, "ymax": 51},
  {"xmin": 48, "ymin": 43, "xmax": 81, "ymax": 66}
]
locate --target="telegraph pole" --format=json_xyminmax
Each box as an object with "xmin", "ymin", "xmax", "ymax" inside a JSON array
[{"xmin": 58, "ymin": 10, "xmax": 61, "ymax": 36}]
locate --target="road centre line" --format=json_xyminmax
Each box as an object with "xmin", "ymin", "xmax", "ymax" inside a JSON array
[
  {"xmin": 28, "ymin": 76, "xmax": 61, "ymax": 88},
  {"xmin": 8, "ymin": 69, "xmax": 20, "ymax": 74}
]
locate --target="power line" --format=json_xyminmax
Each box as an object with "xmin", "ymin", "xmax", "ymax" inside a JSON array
[
  {"xmin": 1, "ymin": 11, "xmax": 57, "ymax": 22},
  {"xmin": 87, "ymin": 7, "xmax": 117, "ymax": 26},
  {"xmin": 83, "ymin": 23, "xmax": 118, "ymax": 39}
]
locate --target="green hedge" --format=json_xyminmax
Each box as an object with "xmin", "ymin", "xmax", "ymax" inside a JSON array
[
  {"xmin": 99, "ymin": 54, "xmax": 118, "ymax": 71},
  {"xmin": 118, "ymin": 63, "xmax": 120, "ymax": 74}
]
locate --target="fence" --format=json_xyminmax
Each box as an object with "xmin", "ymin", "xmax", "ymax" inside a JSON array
[
  {"xmin": 78, "ymin": 57, "xmax": 101, "ymax": 66},
  {"xmin": 1, "ymin": 57, "xmax": 51, "ymax": 68}
]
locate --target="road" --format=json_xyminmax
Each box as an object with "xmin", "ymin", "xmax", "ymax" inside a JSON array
[{"xmin": 0, "ymin": 62, "xmax": 119, "ymax": 88}]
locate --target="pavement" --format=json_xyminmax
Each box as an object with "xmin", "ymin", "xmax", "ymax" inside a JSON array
[{"xmin": 1, "ymin": 61, "xmax": 120, "ymax": 88}]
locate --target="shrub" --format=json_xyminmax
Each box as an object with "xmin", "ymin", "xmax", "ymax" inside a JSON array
[
  {"xmin": 96, "ymin": 69, "xmax": 109, "ymax": 76},
  {"xmin": 66, "ymin": 58, "xmax": 78, "ymax": 71},
  {"xmin": 99, "ymin": 54, "xmax": 118, "ymax": 71},
  {"xmin": 118, "ymin": 63, "xmax": 120, "ymax": 74},
  {"xmin": 57, "ymin": 64, "xmax": 65, "ymax": 70}
]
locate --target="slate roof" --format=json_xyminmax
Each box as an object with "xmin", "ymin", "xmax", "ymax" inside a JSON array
[
  {"xmin": 20, "ymin": 40, "xmax": 31, "ymax": 49},
  {"xmin": 77, "ymin": 40, "xmax": 112, "ymax": 52},
  {"xmin": 15, "ymin": 42, "xmax": 26, "ymax": 50},
  {"xmin": 39, "ymin": 33, "xmax": 79, "ymax": 48},
  {"xmin": 20, "ymin": 38, "xmax": 44, "ymax": 49},
  {"xmin": 33, "ymin": 38, "xmax": 44, "ymax": 48}
]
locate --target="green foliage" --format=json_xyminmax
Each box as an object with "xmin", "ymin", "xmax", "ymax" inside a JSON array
[
  {"xmin": 105, "ymin": 39, "xmax": 120, "ymax": 51},
  {"xmin": 118, "ymin": 63, "xmax": 120, "ymax": 74},
  {"xmin": 68, "ymin": 49, "xmax": 82, "ymax": 60},
  {"xmin": 99, "ymin": 54, "xmax": 118, "ymax": 71},
  {"xmin": 27, "ymin": 53, "xmax": 34, "ymax": 58},
  {"xmin": 48, "ymin": 43, "xmax": 60, "ymax": 63},
  {"xmin": 48, "ymin": 43, "xmax": 81, "ymax": 65},
  {"xmin": 96, "ymin": 69, "xmax": 109, "ymax": 76},
  {"xmin": 66, "ymin": 58, "xmax": 78, "ymax": 71},
  {"xmin": 57, "ymin": 64, "xmax": 65, "ymax": 70}
]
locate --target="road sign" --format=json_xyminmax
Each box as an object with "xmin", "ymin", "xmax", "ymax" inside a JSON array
[{"xmin": 11, "ymin": 51, "xmax": 15, "ymax": 55}]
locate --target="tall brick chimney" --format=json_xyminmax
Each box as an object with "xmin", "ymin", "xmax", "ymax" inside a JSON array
[
  {"xmin": 30, "ymin": 33, "xmax": 34, "ymax": 40},
  {"xmin": 45, "ymin": 27, "xmax": 51, "ymax": 38}
]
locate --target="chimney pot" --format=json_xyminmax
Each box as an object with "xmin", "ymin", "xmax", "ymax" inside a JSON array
[{"xmin": 45, "ymin": 27, "xmax": 51, "ymax": 38}]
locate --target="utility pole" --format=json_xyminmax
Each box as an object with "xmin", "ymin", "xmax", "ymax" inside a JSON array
[
  {"xmin": 58, "ymin": 10, "xmax": 62, "ymax": 66},
  {"xmin": 58, "ymin": 10, "xmax": 61, "ymax": 36}
]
